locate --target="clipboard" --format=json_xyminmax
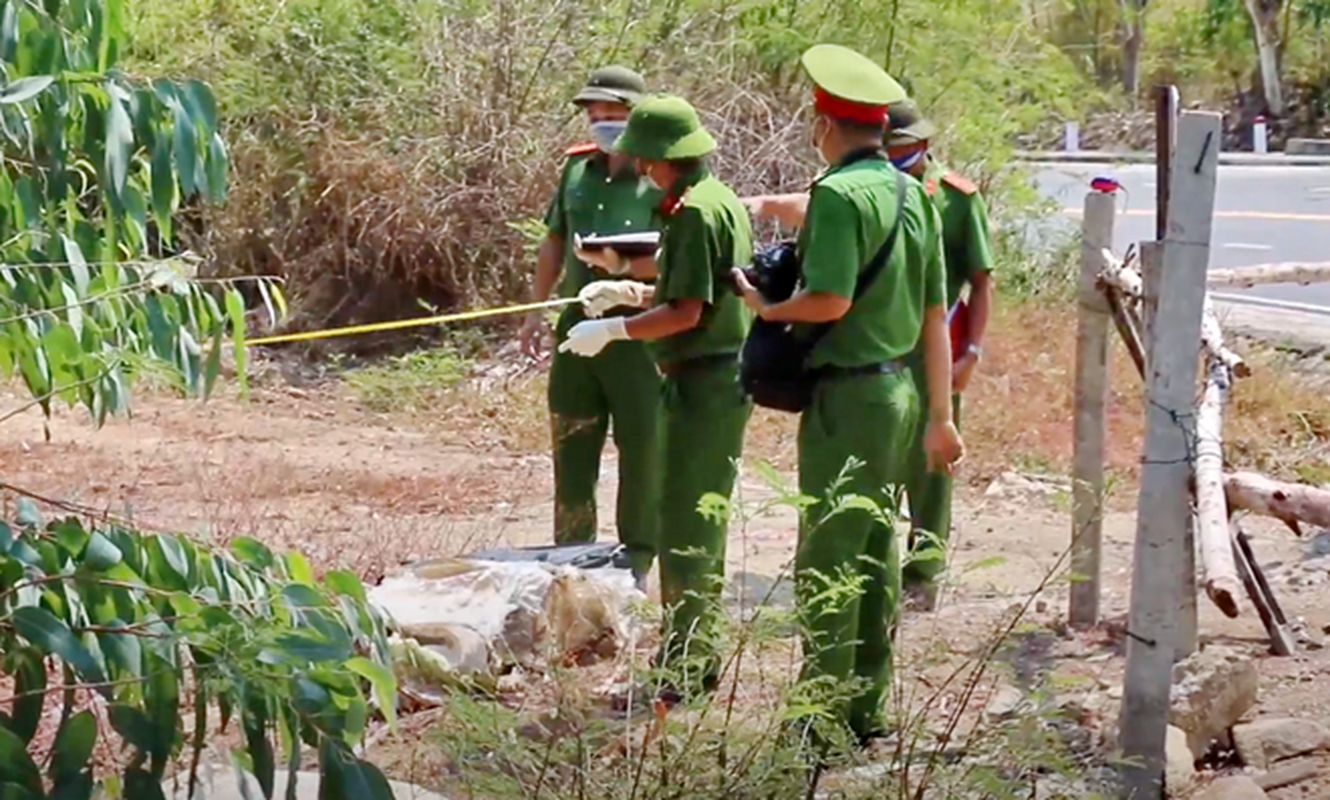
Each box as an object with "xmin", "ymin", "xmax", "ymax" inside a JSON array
[
  {"xmin": 572, "ymin": 231, "xmax": 661, "ymax": 257},
  {"xmin": 947, "ymin": 298, "xmax": 971, "ymax": 363}
]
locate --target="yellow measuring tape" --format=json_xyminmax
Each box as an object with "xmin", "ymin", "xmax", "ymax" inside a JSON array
[{"xmin": 245, "ymin": 297, "xmax": 578, "ymax": 347}]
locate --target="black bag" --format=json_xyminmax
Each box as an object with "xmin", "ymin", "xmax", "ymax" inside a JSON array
[{"xmin": 739, "ymin": 170, "xmax": 906, "ymax": 413}]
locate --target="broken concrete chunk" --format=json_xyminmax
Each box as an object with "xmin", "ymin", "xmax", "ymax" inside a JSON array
[
  {"xmin": 1169, "ymin": 647, "xmax": 1259, "ymax": 758},
  {"xmin": 1232, "ymin": 718, "xmax": 1330, "ymax": 770},
  {"xmin": 983, "ymin": 685, "xmax": 1025, "ymax": 722},
  {"xmin": 1252, "ymin": 758, "xmax": 1319, "ymax": 791},
  {"xmin": 1166, "ymin": 724, "xmax": 1197, "ymax": 795},
  {"xmin": 1196, "ymin": 776, "xmax": 1269, "ymax": 800}
]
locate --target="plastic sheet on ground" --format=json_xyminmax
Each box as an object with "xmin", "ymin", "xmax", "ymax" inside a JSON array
[{"xmin": 369, "ymin": 545, "xmax": 649, "ymax": 703}]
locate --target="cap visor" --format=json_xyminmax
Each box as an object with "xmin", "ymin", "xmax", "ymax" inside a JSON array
[
  {"xmin": 574, "ymin": 87, "xmax": 637, "ymax": 106},
  {"xmin": 887, "ymin": 120, "xmax": 937, "ymax": 145}
]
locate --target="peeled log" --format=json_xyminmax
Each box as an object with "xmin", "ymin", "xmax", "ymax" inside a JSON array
[
  {"xmin": 1206, "ymin": 262, "xmax": 1330, "ymax": 289},
  {"xmin": 1099, "ymin": 248, "xmax": 1143, "ymax": 299},
  {"xmin": 1201, "ymin": 295, "xmax": 1250, "ymax": 378},
  {"xmin": 1225, "ymin": 472, "xmax": 1330, "ymax": 537},
  {"xmin": 1196, "ymin": 360, "xmax": 1242, "ymax": 618}
]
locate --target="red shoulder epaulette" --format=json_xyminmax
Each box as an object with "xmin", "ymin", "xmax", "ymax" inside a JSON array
[
  {"xmin": 942, "ymin": 171, "xmax": 978, "ymax": 195},
  {"xmin": 565, "ymin": 142, "xmax": 599, "ymax": 157}
]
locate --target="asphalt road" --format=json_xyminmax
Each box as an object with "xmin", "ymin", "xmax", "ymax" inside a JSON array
[{"xmin": 1029, "ymin": 163, "xmax": 1330, "ymax": 308}]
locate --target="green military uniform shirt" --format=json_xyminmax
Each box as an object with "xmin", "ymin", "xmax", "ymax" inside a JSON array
[
  {"xmin": 650, "ymin": 167, "xmax": 754, "ymax": 365},
  {"xmin": 797, "ymin": 153, "xmax": 945, "ymax": 368},
  {"xmin": 543, "ymin": 146, "xmax": 663, "ymax": 298},
  {"xmin": 921, "ymin": 158, "xmax": 994, "ymax": 306}
]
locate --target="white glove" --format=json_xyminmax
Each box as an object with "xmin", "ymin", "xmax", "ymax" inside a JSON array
[
  {"xmin": 578, "ymin": 280, "xmax": 649, "ymax": 318},
  {"xmin": 558, "ymin": 318, "xmax": 630, "ymax": 358},
  {"xmin": 573, "ymin": 238, "xmax": 629, "ymax": 275}
]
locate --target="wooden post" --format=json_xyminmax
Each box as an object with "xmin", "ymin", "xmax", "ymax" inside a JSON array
[
  {"xmin": 1071, "ymin": 190, "xmax": 1117, "ymax": 628},
  {"xmin": 1155, "ymin": 85, "xmax": 1179, "ymax": 241},
  {"xmin": 1121, "ymin": 110, "xmax": 1221, "ymax": 800}
]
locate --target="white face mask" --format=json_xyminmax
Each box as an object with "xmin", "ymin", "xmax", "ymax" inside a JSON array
[{"xmin": 590, "ymin": 120, "xmax": 628, "ymax": 152}]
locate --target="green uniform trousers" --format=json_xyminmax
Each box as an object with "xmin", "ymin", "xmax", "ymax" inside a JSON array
[
  {"xmin": 549, "ymin": 307, "xmax": 662, "ymax": 575},
  {"xmin": 656, "ymin": 359, "xmax": 752, "ymax": 691},
  {"xmin": 902, "ymin": 359, "xmax": 962, "ymax": 587},
  {"xmin": 796, "ymin": 370, "xmax": 918, "ymax": 737}
]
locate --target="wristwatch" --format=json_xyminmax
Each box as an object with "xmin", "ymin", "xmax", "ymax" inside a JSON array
[{"xmin": 965, "ymin": 343, "xmax": 983, "ymax": 359}]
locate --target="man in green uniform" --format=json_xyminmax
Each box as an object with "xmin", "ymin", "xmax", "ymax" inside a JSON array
[
  {"xmin": 560, "ymin": 94, "xmax": 753, "ymax": 697},
  {"xmin": 733, "ymin": 46, "xmax": 963, "ymax": 742},
  {"xmin": 520, "ymin": 67, "xmax": 663, "ymax": 591},
  {"xmin": 885, "ymin": 100, "xmax": 995, "ymax": 611}
]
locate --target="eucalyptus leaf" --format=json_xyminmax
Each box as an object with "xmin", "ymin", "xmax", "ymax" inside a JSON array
[{"xmin": 11, "ymin": 606, "xmax": 108, "ymax": 686}]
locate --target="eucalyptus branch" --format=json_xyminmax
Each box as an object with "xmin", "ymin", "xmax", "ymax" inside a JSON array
[{"xmin": 0, "ymin": 361, "xmax": 120, "ymax": 426}]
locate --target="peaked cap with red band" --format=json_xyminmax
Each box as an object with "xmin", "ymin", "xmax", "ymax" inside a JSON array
[{"xmin": 801, "ymin": 44, "xmax": 907, "ymax": 126}]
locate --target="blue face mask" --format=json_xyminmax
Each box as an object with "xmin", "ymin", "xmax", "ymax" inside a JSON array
[
  {"xmin": 890, "ymin": 149, "xmax": 926, "ymax": 172},
  {"xmin": 590, "ymin": 120, "xmax": 628, "ymax": 152}
]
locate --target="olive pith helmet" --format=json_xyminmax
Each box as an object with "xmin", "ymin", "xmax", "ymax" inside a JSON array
[
  {"xmin": 573, "ymin": 66, "xmax": 647, "ymax": 107},
  {"xmin": 800, "ymin": 44, "xmax": 907, "ymax": 123},
  {"xmin": 886, "ymin": 98, "xmax": 938, "ymax": 146},
  {"xmin": 613, "ymin": 94, "xmax": 717, "ymax": 160}
]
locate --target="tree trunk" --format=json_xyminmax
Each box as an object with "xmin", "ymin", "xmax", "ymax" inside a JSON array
[
  {"xmin": 1119, "ymin": 0, "xmax": 1147, "ymax": 96},
  {"xmin": 1244, "ymin": 0, "xmax": 1285, "ymax": 115}
]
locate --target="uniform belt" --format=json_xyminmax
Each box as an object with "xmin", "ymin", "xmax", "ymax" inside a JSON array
[
  {"xmin": 658, "ymin": 353, "xmax": 738, "ymax": 378},
  {"xmin": 814, "ymin": 359, "xmax": 904, "ymax": 381}
]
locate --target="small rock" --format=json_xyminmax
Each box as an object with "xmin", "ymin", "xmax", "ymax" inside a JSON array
[
  {"xmin": 1166, "ymin": 724, "xmax": 1197, "ymax": 795},
  {"xmin": 1170, "ymin": 647, "xmax": 1259, "ymax": 759},
  {"xmin": 1196, "ymin": 775, "xmax": 1269, "ymax": 800},
  {"xmin": 1305, "ymin": 529, "xmax": 1330, "ymax": 558},
  {"xmin": 984, "ymin": 685, "xmax": 1025, "ymax": 721},
  {"xmin": 1232, "ymin": 718, "xmax": 1330, "ymax": 770}
]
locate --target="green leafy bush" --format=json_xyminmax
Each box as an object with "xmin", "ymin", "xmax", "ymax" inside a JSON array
[{"xmin": 0, "ymin": 502, "xmax": 398, "ymax": 799}]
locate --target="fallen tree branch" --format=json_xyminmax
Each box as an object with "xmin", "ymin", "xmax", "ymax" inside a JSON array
[
  {"xmin": 1196, "ymin": 360, "xmax": 1242, "ymax": 618},
  {"xmin": 1101, "ymin": 283, "xmax": 1146, "ymax": 379},
  {"xmin": 1224, "ymin": 472, "xmax": 1330, "ymax": 537},
  {"xmin": 1206, "ymin": 262, "xmax": 1330, "ymax": 289},
  {"xmin": 1098, "ymin": 248, "xmax": 1143, "ymax": 300}
]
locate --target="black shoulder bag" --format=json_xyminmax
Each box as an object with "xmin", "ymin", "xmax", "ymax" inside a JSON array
[{"xmin": 739, "ymin": 169, "xmax": 906, "ymax": 413}]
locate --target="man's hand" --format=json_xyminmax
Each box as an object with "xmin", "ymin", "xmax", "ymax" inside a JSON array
[
  {"xmin": 952, "ymin": 349, "xmax": 980, "ymax": 394},
  {"xmin": 558, "ymin": 317, "xmax": 630, "ymax": 358},
  {"xmin": 578, "ymin": 280, "xmax": 650, "ymax": 318},
  {"xmin": 519, "ymin": 313, "xmax": 550, "ymax": 360},
  {"xmin": 730, "ymin": 267, "xmax": 767, "ymax": 316},
  {"xmin": 574, "ymin": 245, "xmax": 629, "ymax": 276},
  {"xmin": 923, "ymin": 420, "xmax": 965, "ymax": 476},
  {"xmin": 739, "ymin": 193, "xmax": 809, "ymax": 228}
]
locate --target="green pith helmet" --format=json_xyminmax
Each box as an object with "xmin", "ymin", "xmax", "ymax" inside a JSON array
[
  {"xmin": 886, "ymin": 98, "xmax": 938, "ymax": 145},
  {"xmin": 613, "ymin": 94, "xmax": 717, "ymax": 161},
  {"xmin": 573, "ymin": 66, "xmax": 647, "ymax": 107},
  {"xmin": 800, "ymin": 43, "xmax": 907, "ymax": 107}
]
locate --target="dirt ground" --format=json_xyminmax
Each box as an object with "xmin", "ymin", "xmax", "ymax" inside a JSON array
[{"xmin": 2, "ymin": 361, "xmax": 1329, "ymax": 797}]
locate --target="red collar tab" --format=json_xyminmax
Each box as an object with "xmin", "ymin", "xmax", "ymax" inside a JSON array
[
  {"xmin": 813, "ymin": 86, "xmax": 888, "ymax": 126},
  {"xmin": 661, "ymin": 194, "xmax": 685, "ymax": 216},
  {"xmin": 565, "ymin": 142, "xmax": 599, "ymax": 156}
]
